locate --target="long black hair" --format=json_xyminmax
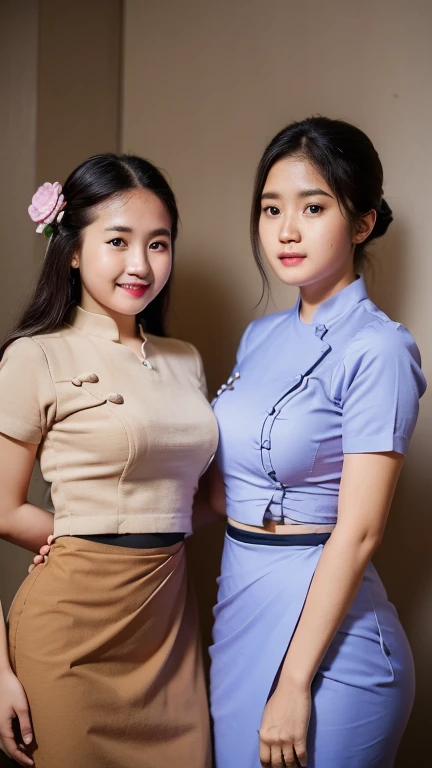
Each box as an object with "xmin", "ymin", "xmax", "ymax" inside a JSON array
[
  {"xmin": 2, "ymin": 153, "xmax": 178, "ymax": 354},
  {"xmin": 251, "ymin": 116, "xmax": 393, "ymax": 297}
]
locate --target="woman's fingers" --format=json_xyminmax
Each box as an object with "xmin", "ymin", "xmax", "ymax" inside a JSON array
[
  {"xmin": 272, "ymin": 743, "xmax": 295, "ymax": 767},
  {"xmin": 28, "ymin": 555, "xmax": 44, "ymax": 574},
  {"xmin": 259, "ymin": 736, "xmax": 272, "ymax": 766},
  {"xmin": 259, "ymin": 741, "xmax": 307, "ymax": 768},
  {"xmin": 270, "ymin": 744, "xmax": 284, "ymax": 767},
  {"xmin": 260, "ymin": 741, "xmax": 295, "ymax": 767},
  {"xmin": 0, "ymin": 673, "xmax": 34, "ymax": 765},
  {"xmin": 0, "ymin": 725, "xmax": 34, "ymax": 766},
  {"xmin": 293, "ymin": 741, "xmax": 307, "ymax": 767},
  {"xmin": 15, "ymin": 704, "xmax": 33, "ymax": 749},
  {"xmin": 28, "ymin": 538, "xmax": 53, "ymax": 574}
]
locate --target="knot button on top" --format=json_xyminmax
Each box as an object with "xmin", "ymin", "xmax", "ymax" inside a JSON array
[
  {"xmin": 107, "ymin": 393, "xmax": 124, "ymax": 405},
  {"xmin": 315, "ymin": 323, "xmax": 327, "ymax": 337},
  {"xmin": 71, "ymin": 372, "xmax": 99, "ymax": 387},
  {"xmin": 216, "ymin": 371, "xmax": 241, "ymax": 398},
  {"xmin": 227, "ymin": 372, "xmax": 241, "ymax": 386}
]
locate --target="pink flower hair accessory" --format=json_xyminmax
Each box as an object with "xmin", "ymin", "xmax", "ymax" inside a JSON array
[{"xmin": 28, "ymin": 182, "xmax": 66, "ymax": 237}]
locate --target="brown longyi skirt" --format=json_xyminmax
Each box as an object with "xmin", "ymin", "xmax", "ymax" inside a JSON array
[{"xmin": 8, "ymin": 536, "xmax": 212, "ymax": 768}]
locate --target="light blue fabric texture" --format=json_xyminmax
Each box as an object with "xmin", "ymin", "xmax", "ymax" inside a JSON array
[
  {"xmin": 213, "ymin": 276, "xmax": 425, "ymax": 527},
  {"xmin": 210, "ymin": 277, "xmax": 426, "ymax": 767}
]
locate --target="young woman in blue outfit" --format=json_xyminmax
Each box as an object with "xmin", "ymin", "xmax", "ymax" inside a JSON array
[{"xmin": 210, "ymin": 117, "xmax": 426, "ymax": 768}]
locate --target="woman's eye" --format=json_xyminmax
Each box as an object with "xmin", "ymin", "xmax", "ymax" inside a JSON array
[
  {"xmin": 108, "ymin": 238, "xmax": 125, "ymax": 247},
  {"xmin": 149, "ymin": 241, "xmax": 168, "ymax": 251},
  {"xmin": 305, "ymin": 204, "xmax": 322, "ymax": 215},
  {"xmin": 263, "ymin": 206, "xmax": 281, "ymax": 216}
]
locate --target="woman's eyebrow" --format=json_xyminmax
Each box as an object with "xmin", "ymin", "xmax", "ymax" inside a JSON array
[
  {"xmin": 104, "ymin": 225, "xmax": 133, "ymax": 232},
  {"xmin": 104, "ymin": 226, "xmax": 171, "ymax": 237},
  {"xmin": 261, "ymin": 189, "xmax": 335, "ymax": 201},
  {"xmin": 148, "ymin": 228, "xmax": 171, "ymax": 238},
  {"xmin": 298, "ymin": 188, "xmax": 334, "ymax": 199},
  {"xmin": 261, "ymin": 192, "xmax": 281, "ymax": 201}
]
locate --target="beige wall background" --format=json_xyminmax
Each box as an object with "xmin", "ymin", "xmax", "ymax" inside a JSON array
[
  {"xmin": 0, "ymin": 0, "xmax": 40, "ymax": 616},
  {"xmin": 1, "ymin": 1, "xmax": 431, "ymax": 765},
  {"xmin": 0, "ymin": 0, "xmax": 122, "ymax": 610},
  {"xmin": 123, "ymin": 1, "xmax": 431, "ymax": 764}
]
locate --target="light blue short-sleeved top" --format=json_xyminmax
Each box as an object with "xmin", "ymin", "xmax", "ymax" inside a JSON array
[{"xmin": 212, "ymin": 276, "xmax": 426, "ymax": 527}]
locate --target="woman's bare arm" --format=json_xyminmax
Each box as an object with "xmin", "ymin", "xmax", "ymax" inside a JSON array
[
  {"xmin": 0, "ymin": 434, "xmax": 56, "ymax": 763},
  {"xmin": 0, "ymin": 435, "xmax": 54, "ymax": 552}
]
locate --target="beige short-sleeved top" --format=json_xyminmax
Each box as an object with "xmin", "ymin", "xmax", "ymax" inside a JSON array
[{"xmin": 0, "ymin": 306, "xmax": 219, "ymax": 536}]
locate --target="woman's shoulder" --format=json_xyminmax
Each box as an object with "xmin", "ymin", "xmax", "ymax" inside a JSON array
[
  {"xmin": 148, "ymin": 333, "xmax": 198, "ymax": 357},
  {"xmin": 239, "ymin": 306, "xmax": 297, "ymax": 347},
  {"xmin": 334, "ymin": 302, "xmax": 426, "ymax": 400},
  {"xmin": 1, "ymin": 334, "xmax": 54, "ymax": 363},
  {"xmin": 347, "ymin": 301, "xmax": 421, "ymax": 364},
  {"xmin": 148, "ymin": 333, "xmax": 205, "ymax": 377}
]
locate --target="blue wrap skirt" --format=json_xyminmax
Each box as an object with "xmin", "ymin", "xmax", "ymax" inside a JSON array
[{"xmin": 210, "ymin": 525, "xmax": 415, "ymax": 768}]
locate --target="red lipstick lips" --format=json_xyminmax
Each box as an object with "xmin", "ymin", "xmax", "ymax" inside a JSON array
[{"xmin": 117, "ymin": 283, "xmax": 150, "ymax": 298}]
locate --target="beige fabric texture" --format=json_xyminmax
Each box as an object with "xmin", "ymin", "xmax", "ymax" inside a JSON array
[
  {"xmin": 8, "ymin": 535, "xmax": 212, "ymax": 768},
  {"xmin": 0, "ymin": 306, "xmax": 219, "ymax": 536}
]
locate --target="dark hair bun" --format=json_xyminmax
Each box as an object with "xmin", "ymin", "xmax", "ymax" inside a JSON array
[{"xmin": 368, "ymin": 197, "xmax": 393, "ymax": 241}]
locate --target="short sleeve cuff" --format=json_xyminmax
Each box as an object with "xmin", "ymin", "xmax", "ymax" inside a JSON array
[
  {"xmin": 0, "ymin": 415, "xmax": 42, "ymax": 444},
  {"xmin": 343, "ymin": 433, "xmax": 409, "ymax": 456}
]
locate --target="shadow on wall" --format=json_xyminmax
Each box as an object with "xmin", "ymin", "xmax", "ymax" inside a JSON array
[
  {"xmin": 377, "ymin": 460, "xmax": 432, "ymax": 767},
  {"xmin": 369, "ymin": 222, "xmax": 432, "ymax": 766},
  {"xmin": 169, "ymin": 248, "xmax": 262, "ymax": 399},
  {"xmin": 186, "ymin": 520, "xmax": 226, "ymax": 682},
  {"xmin": 366, "ymin": 219, "xmax": 407, "ymax": 320},
  {"xmin": 171, "ymin": 255, "xmax": 251, "ymax": 678}
]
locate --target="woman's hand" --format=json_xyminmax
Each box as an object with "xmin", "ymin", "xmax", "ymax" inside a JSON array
[
  {"xmin": 28, "ymin": 534, "xmax": 53, "ymax": 574},
  {"xmin": 0, "ymin": 667, "xmax": 34, "ymax": 766},
  {"xmin": 259, "ymin": 682, "xmax": 310, "ymax": 767}
]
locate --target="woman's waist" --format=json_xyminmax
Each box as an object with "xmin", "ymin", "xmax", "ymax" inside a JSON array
[
  {"xmin": 52, "ymin": 509, "xmax": 193, "ymax": 538},
  {"xmin": 71, "ymin": 532, "xmax": 185, "ymax": 548},
  {"xmin": 225, "ymin": 492, "xmax": 338, "ymax": 528},
  {"xmin": 48, "ymin": 532, "xmax": 187, "ymax": 562},
  {"xmin": 227, "ymin": 517, "xmax": 335, "ymax": 536}
]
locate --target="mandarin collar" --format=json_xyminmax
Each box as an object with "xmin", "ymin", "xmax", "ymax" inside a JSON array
[
  {"xmin": 296, "ymin": 275, "xmax": 368, "ymax": 329},
  {"xmin": 67, "ymin": 305, "xmax": 122, "ymax": 342}
]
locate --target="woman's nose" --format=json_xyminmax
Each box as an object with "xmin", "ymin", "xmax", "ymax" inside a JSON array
[
  {"xmin": 279, "ymin": 213, "xmax": 301, "ymax": 243},
  {"xmin": 125, "ymin": 250, "xmax": 151, "ymax": 278}
]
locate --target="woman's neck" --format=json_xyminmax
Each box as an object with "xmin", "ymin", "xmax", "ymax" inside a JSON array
[
  {"xmin": 299, "ymin": 271, "xmax": 356, "ymax": 324},
  {"xmin": 78, "ymin": 299, "xmax": 139, "ymax": 342}
]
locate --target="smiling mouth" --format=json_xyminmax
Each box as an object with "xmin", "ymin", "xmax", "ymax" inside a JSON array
[
  {"xmin": 117, "ymin": 283, "xmax": 148, "ymax": 289},
  {"xmin": 116, "ymin": 283, "xmax": 150, "ymax": 295}
]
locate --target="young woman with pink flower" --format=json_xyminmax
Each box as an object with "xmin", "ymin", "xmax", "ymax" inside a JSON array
[{"xmin": 0, "ymin": 156, "xmax": 217, "ymax": 768}]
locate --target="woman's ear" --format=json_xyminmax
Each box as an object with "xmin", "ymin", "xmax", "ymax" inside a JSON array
[
  {"xmin": 352, "ymin": 210, "xmax": 377, "ymax": 244},
  {"xmin": 71, "ymin": 254, "xmax": 80, "ymax": 269}
]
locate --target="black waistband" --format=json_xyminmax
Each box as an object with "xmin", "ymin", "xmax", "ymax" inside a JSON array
[
  {"xmin": 74, "ymin": 532, "xmax": 186, "ymax": 548},
  {"xmin": 226, "ymin": 523, "xmax": 331, "ymax": 547}
]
